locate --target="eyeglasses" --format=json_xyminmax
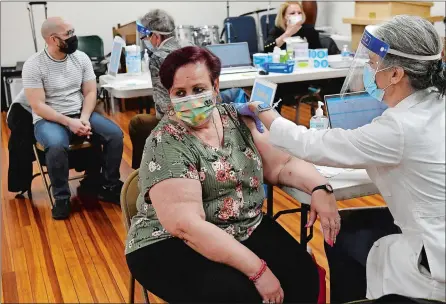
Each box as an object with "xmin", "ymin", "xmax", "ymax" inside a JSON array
[
  {"xmin": 365, "ymin": 60, "xmax": 380, "ymax": 67},
  {"xmin": 51, "ymin": 28, "xmax": 75, "ymax": 38},
  {"xmin": 140, "ymin": 32, "xmax": 153, "ymax": 40}
]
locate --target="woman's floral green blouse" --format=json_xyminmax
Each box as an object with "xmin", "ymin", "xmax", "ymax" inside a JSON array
[{"xmin": 125, "ymin": 104, "xmax": 265, "ymax": 255}]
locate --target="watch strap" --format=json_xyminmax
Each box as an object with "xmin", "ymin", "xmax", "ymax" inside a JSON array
[{"xmin": 312, "ymin": 184, "xmax": 333, "ymax": 194}]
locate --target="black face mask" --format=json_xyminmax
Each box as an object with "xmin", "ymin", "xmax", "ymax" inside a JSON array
[{"xmin": 57, "ymin": 35, "xmax": 78, "ymax": 54}]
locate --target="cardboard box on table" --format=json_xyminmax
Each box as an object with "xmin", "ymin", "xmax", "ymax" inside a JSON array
[{"xmin": 343, "ymin": 1, "xmax": 444, "ymax": 50}]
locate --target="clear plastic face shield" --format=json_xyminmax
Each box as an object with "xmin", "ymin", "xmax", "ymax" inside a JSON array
[
  {"xmin": 137, "ymin": 21, "xmax": 152, "ymax": 39},
  {"xmin": 340, "ymin": 25, "xmax": 443, "ymax": 102},
  {"xmin": 137, "ymin": 20, "xmax": 173, "ymax": 50},
  {"xmin": 340, "ymin": 26, "xmax": 390, "ymax": 99},
  {"xmin": 137, "ymin": 20, "xmax": 173, "ymax": 38}
]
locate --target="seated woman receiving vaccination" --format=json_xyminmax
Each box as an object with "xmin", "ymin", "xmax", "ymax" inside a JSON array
[{"xmin": 125, "ymin": 46, "xmax": 340, "ymax": 303}]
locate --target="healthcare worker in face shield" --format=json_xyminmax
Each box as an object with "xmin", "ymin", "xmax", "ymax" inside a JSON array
[
  {"xmin": 136, "ymin": 9, "xmax": 185, "ymax": 119},
  {"xmin": 129, "ymin": 10, "xmax": 192, "ymax": 169},
  {"xmin": 237, "ymin": 15, "xmax": 446, "ymax": 302}
]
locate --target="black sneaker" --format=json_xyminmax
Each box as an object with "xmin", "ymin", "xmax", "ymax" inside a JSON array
[
  {"xmin": 52, "ymin": 199, "xmax": 71, "ymax": 220},
  {"xmin": 78, "ymin": 174, "xmax": 103, "ymax": 194},
  {"xmin": 97, "ymin": 180, "xmax": 124, "ymax": 205}
]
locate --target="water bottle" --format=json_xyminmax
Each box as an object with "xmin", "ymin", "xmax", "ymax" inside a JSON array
[
  {"xmin": 273, "ymin": 47, "xmax": 281, "ymax": 63},
  {"xmin": 341, "ymin": 44, "xmax": 350, "ymax": 60}
]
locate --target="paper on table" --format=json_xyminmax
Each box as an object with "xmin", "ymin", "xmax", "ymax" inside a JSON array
[
  {"xmin": 315, "ymin": 166, "xmax": 355, "ymax": 178},
  {"xmin": 101, "ymin": 79, "xmax": 147, "ymax": 89}
]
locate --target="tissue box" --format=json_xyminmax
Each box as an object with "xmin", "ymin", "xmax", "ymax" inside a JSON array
[
  {"xmin": 293, "ymin": 42, "xmax": 309, "ymax": 59},
  {"xmin": 309, "ymin": 49, "xmax": 329, "ymax": 68},
  {"xmin": 253, "ymin": 53, "xmax": 271, "ymax": 69},
  {"xmin": 262, "ymin": 61, "xmax": 295, "ymax": 74}
]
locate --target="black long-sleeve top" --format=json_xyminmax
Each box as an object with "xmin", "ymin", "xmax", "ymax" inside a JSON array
[{"xmin": 264, "ymin": 25, "xmax": 322, "ymax": 53}]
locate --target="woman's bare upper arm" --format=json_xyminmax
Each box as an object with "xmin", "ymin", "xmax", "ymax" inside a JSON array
[
  {"xmin": 241, "ymin": 116, "xmax": 291, "ymax": 184},
  {"xmin": 148, "ymin": 178, "xmax": 205, "ymax": 234}
]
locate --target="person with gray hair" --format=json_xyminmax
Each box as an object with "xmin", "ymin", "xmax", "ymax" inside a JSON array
[
  {"xmin": 236, "ymin": 15, "xmax": 445, "ymax": 302},
  {"xmin": 129, "ymin": 9, "xmax": 191, "ymax": 169},
  {"xmin": 374, "ymin": 15, "xmax": 446, "ymax": 96}
]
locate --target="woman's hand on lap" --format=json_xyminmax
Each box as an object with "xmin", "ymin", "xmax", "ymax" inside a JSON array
[{"xmin": 254, "ymin": 267, "xmax": 284, "ymax": 303}]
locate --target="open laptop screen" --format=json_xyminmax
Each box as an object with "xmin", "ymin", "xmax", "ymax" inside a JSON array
[
  {"xmin": 325, "ymin": 92, "xmax": 388, "ymax": 130},
  {"xmin": 206, "ymin": 43, "xmax": 252, "ymax": 68}
]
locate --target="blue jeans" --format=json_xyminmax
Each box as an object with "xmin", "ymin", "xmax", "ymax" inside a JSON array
[{"xmin": 34, "ymin": 112, "xmax": 123, "ymax": 200}]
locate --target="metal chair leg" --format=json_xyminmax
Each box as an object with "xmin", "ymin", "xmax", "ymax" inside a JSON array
[
  {"xmin": 33, "ymin": 145, "xmax": 54, "ymax": 207},
  {"xmin": 273, "ymin": 204, "xmax": 314, "ymax": 247},
  {"xmin": 300, "ymin": 204, "xmax": 313, "ymax": 248},
  {"xmin": 266, "ymin": 184, "xmax": 274, "ymax": 217},
  {"xmin": 295, "ymin": 100, "xmax": 301, "ymax": 124},
  {"xmin": 25, "ymin": 171, "xmax": 42, "ymax": 200},
  {"xmin": 128, "ymin": 275, "xmax": 135, "ymax": 304},
  {"xmin": 142, "ymin": 288, "xmax": 150, "ymax": 304}
]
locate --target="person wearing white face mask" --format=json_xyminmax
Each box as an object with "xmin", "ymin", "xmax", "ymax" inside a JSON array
[
  {"xmin": 264, "ymin": 1, "xmax": 322, "ymax": 53},
  {"xmin": 238, "ymin": 15, "xmax": 446, "ymax": 302}
]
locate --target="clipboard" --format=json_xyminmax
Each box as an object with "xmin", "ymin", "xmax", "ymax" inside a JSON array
[{"xmin": 249, "ymin": 78, "xmax": 277, "ymax": 106}]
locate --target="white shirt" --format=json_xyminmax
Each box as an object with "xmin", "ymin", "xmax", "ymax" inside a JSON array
[{"xmin": 269, "ymin": 88, "xmax": 445, "ymax": 301}]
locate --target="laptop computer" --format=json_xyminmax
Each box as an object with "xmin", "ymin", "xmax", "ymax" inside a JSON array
[
  {"xmin": 206, "ymin": 42, "xmax": 257, "ymax": 75},
  {"xmin": 324, "ymin": 91, "xmax": 388, "ymax": 130}
]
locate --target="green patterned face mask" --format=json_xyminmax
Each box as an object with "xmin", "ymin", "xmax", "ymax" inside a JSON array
[{"xmin": 171, "ymin": 91, "xmax": 215, "ymax": 127}]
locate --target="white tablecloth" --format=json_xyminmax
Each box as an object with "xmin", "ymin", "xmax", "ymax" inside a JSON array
[{"xmin": 281, "ymin": 168, "xmax": 379, "ymax": 205}]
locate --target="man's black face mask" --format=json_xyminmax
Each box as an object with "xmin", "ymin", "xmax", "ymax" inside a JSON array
[{"xmin": 56, "ymin": 35, "xmax": 78, "ymax": 54}]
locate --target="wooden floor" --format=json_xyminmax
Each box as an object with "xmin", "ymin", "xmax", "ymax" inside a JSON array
[{"xmin": 0, "ymin": 107, "xmax": 385, "ymax": 303}]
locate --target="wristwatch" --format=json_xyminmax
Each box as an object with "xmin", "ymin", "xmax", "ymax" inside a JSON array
[
  {"xmin": 312, "ymin": 184, "xmax": 334, "ymax": 194},
  {"xmin": 253, "ymin": 103, "xmax": 273, "ymax": 116}
]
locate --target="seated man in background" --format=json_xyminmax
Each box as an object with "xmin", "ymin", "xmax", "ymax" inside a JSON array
[
  {"xmin": 19, "ymin": 17, "xmax": 124, "ymax": 219},
  {"xmin": 130, "ymin": 9, "xmax": 187, "ymax": 169}
]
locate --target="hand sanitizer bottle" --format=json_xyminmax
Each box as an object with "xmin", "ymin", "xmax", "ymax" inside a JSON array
[
  {"xmin": 310, "ymin": 101, "xmax": 329, "ymax": 130},
  {"xmin": 341, "ymin": 44, "xmax": 351, "ymax": 60},
  {"xmin": 273, "ymin": 47, "xmax": 281, "ymax": 63}
]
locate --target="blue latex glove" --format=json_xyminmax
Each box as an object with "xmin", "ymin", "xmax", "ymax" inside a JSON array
[{"xmin": 233, "ymin": 103, "xmax": 265, "ymax": 133}]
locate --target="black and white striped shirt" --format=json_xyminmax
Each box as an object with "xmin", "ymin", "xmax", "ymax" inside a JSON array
[{"xmin": 13, "ymin": 49, "xmax": 96, "ymax": 123}]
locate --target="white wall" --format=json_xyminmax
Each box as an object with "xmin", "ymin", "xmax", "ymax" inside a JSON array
[
  {"xmin": 1, "ymin": 1, "xmax": 444, "ymax": 66},
  {"xmin": 0, "ymin": 2, "xmax": 226, "ymax": 66}
]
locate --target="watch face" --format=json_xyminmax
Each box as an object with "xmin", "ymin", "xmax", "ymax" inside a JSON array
[
  {"xmin": 258, "ymin": 103, "xmax": 271, "ymax": 110},
  {"xmin": 326, "ymin": 184, "xmax": 333, "ymax": 192},
  {"xmin": 257, "ymin": 103, "xmax": 272, "ymax": 112}
]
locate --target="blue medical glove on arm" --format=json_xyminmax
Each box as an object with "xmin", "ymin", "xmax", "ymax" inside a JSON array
[{"xmin": 233, "ymin": 103, "xmax": 265, "ymax": 133}]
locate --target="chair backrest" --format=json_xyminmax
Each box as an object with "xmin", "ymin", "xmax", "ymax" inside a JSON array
[
  {"xmin": 260, "ymin": 14, "xmax": 277, "ymax": 45},
  {"xmin": 120, "ymin": 169, "xmax": 140, "ymax": 232},
  {"xmin": 77, "ymin": 35, "xmax": 104, "ymax": 62},
  {"xmin": 319, "ymin": 35, "xmax": 340, "ymax": 55},
  {"xmin": 223, "ymin": 16, "xmax": 258, "ymax": 55}
]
